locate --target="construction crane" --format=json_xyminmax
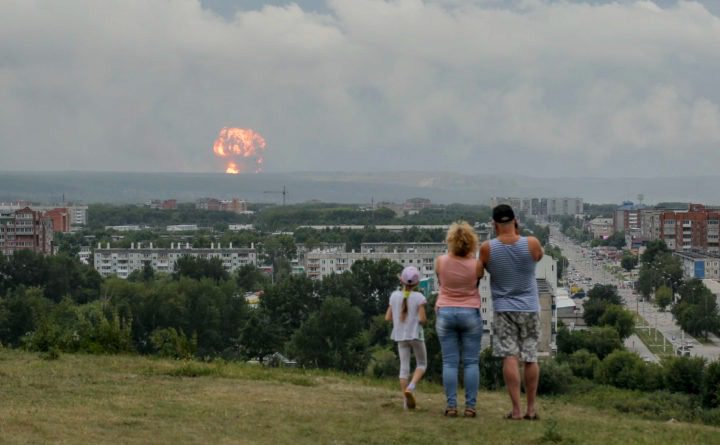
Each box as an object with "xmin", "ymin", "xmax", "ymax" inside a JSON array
[{"xmin": 263, "ymin": 185, "xmax": 288, "ymax": 205}]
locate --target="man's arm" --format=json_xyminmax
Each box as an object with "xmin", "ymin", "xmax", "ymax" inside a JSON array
[
  {"xmin": 479, "ymin": 241, "xmax": 490, "ymax": 270},
  {"xmin": 384, "ymin": 305, "xmax": 392, "ymax": 321},
  {"xmin": 528, "ymin": 236, "xmax": 544, "ymax": 262}
]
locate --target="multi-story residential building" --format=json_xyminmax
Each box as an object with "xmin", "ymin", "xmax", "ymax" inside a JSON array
[
  {"xmin": 360, "ymin": 242, "xmax": 447, "ymax": 254},
  {"xmin": 44, "ymin": 208, "xmax": 71, "ymax": 233},
  {"xmin": 196, "ymin": 197, "xmax": 249, "ymax": 214},
  {"xmin": 0, "ymin": 202, "xmax": 87, "ymax": 229},
  {"xmin": 658, "ymin": 204, "xmax": 720, "ymax": 252},
  {"xmin": 640, "ymin": 209, "xmax": 663, "ymax": 241},
  {"xmin": 93, "ymin": 242, "xmax": 257, "ymax": 279},
  {"xmin": 147, "ymin": 199, "xmax": 177, "ymax": 210},
  {"xmin": 403, "ymin": 198, "xmax": 432, "ymax": 214},
  {"xmin": 673, "ymin": 251, "xmax": 720, "ymax": 280},
  {"xmin": 614, "ymin": 201, "xmax": 646, "ymax": 234},
  {"xmin": 166, "ymin": 224, "xmax": 199, "ymax": 232},
  {"xmin": 588, "ymin": 218, "xmax": 614, "ymax": 239},
  {"xmin": 490, "ymin": 197, "xmax": 583, "ymax": 218},
  {"xmin": 546, "ymin": 198, "xmax": 583, "ymax": 217},
  {"xmin": 0, "ymin": 207, "xmax": 54, "ymax": 256},
  {"xmin": 304, "ymin": 249, "xmax": 438, "ymax": 283}
]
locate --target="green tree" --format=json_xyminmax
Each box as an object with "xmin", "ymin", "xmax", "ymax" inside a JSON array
[
  {"xmin": 289, "ymin": 297, "xmax": 369, "ymax": 372},
  {"xmin": 702, "ymin": 360, "xmax": 720, "ymax": 408},
  {"xmin": 620, "ymin": 252, "xmax": 638, "ymax": 272},
  {"xmin": 565, "ymin": 349, "xmax": 600, "ymax": 380},
  {"xmin": 173, "ymin": 256, "xmax": 229, "ymax": 282},
  {"xmin": 672, "ymin": 279, "xmax": 720, "ymax": 339},
  {"xmin": 349, "ymin": 259, "xmax": 403, "ymax": 320},
  {"xmin": 237, "ymin": 309, "xmax": 281, "ymax": 362},
  {"xmin": 655, "ymin": 285, "xmax": 673, "ymax": 312},
  {"xmin": 598, "ymin": 305, "xmax": 635, "ymax": 340},
  {"xmin": 260, "ymin": 275, "xmax": 321, "ymax": 339},
  {"xmin": 664, "ymin": 356, "xmax": 706, "ymax": 395},
  {"xmin": 640, "ymin": 240, "xmax": 670, "ymax": 265},
  {"xmin": 596, "ymin": 350, "xmax": 646, "ymax": 390}
]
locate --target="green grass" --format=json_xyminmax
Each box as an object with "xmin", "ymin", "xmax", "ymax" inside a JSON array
[
  {"xmin": 1, "ymin": 349, "xmax": 719, "ymax": 444},
  {"xmin": 633, "ymin": 314, "xmax": 674, "ymax": 358}
]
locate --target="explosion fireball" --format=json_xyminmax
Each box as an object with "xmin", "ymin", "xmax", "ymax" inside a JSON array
[{"xmin": 212, "ymin": 127, "xmax": 267, "ymax": 174}]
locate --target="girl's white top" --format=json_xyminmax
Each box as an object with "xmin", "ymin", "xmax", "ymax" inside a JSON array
[{"xmin": 389, "ymin": 290, "xmax": 427, "ymax": 341}]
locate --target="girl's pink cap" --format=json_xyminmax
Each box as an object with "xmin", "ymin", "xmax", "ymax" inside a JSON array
[{"xmin": 400, "ymin": 266, "xmax": 420, "ymax": 286}]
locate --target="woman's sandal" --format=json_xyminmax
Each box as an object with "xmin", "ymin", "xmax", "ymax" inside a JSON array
[
  {"xmin": 504, "ymin": 412, "xmax": 522, "ymax": 420},
  {"xmin": 444, "ymin": 408, "xmax": 458, "ymax": 417},
  {"xmin": 464, "ymin": 408, "xmax": 477, "ymax": 418}
]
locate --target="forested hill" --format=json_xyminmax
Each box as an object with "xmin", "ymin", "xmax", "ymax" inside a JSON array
[{"xmin": 3, "ymin": 171, "xmax": 720, "ymax": 204}]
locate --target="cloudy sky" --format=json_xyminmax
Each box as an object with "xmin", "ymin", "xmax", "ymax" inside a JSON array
[{"xmin": 2, "ymin": 0, "xmax": 720, "ymax": 177}]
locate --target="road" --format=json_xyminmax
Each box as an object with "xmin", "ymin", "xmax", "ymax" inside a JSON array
[{"xmin": 549, "ymin": 227, "xmax": 720, "ymax": 362}]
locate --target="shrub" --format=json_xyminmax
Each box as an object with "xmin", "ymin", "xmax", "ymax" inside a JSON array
[
  {"xmin": 479, "ymin": 347, "xmax": 504, "ymax": 390},
  {"xmin": 538, "ymin": 360, "xmax": 573, "ymax": 395},
  {"xmin": 664, "ymin": 356, "xmax": 706, "ymax": 395},
  {"xmin": 150, "ymin": 328, "xmax": 197, "ymax": 359},
  {"xmin": 366, "ymin": 348, "xmax": 399, "ymax": 379},
  {"xmin": 596, "ymin": 350, "xmax": 645, "ymax": 390},
  {"xmin": 702, "ymin": 360, "xmax": 720, "ymax": 408},
  {"xmin": 566, "ymin": 349, "xmax": 600, "ymax": 380}
]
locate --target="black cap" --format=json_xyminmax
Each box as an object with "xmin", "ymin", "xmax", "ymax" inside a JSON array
[{"xmin": 492, "ymin": 204, "xmax": 515, "ymax": 223}]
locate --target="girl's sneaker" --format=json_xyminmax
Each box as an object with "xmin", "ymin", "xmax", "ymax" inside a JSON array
[{"xmin": 404, "ymin": 388, "xmax": 416, "ymax": 409}]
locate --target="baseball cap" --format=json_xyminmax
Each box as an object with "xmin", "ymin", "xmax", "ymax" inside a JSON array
[
  {"xmin": 400, "ymin": 266, "xmax": 420, "ymax": 286},
  {"xmin": 492, "ymin": 204, "xmax": 515, "ymax": 223}
]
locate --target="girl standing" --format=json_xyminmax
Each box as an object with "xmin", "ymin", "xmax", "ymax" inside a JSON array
[{"xmin": 385, "ymin": 266, "xmax": 427, "ymax": 409}]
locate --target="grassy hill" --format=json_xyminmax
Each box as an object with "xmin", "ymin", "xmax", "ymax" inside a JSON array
[{"xmin": 0, "ymin": 349, "xmax": 717, "ymax": 445}]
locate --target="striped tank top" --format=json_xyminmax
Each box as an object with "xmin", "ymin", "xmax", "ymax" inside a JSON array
[{"xmin": 486, "ymin": 237, "xmax": 539, "ymax": 312}]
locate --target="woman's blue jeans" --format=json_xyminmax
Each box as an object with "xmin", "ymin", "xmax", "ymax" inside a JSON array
[{"xmin": 436, "ymin": 307, "xmax": 483, "ymax": 409}]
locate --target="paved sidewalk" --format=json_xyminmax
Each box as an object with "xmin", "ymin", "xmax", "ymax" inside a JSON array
[{"xmin": 624, "ymin": 334, "xmax": 659, "ymax": 363}]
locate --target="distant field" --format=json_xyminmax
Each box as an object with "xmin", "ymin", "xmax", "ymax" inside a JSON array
[{"xmin": 0, "ymin": 349, "xmax": 717, "ymax": 445}]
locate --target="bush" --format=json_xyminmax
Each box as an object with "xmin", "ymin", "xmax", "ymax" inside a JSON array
[
  {"xmin": 366, "ymin": 348, "xmax": 399, "ymax": 379},
  {"xmin": 538, "ymin": 360, "xmax": 573, "ymax": 395},
  {"xmin": 566, "ymin": 349, "xmax": 600, "ymax": 380},
  {"xmin": 556, "ymin": 326, "xmax": 623, "ymax": 360},
  {"xmin": 479, "ymin": 347, "xmax": 504, "ymax": 390},
  {"xmin": 596, "ymin": 350, "xmax": 646, "ymax": 390},
  {"xmin": 664, "ymin": 356, "xmax": 706, "ymax": 395},
  {"xmin": 703, "ymin": 361, "xmax": 720, "ymax": 408},
  {"xmin": 150, "ymin": 328, "xmax": 197, "ymax": 359}
]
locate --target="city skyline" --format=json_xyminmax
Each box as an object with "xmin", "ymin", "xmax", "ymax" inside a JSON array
[{"xmin": 2, "ymin": 1, "xmax": 720, "ymax": 177}]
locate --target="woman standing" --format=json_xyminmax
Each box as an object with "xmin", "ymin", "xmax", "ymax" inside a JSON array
[{"xmin": 435, "ymin": 221, "xmax": 484, "ymax": 417}]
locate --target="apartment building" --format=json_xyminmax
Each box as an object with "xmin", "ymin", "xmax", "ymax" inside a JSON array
[
  {"xmin": 588, "ymin": 218, "xmax": 614, "ymax": 239},
  {"xmin": 653, "ymin": 204, "xmax": 720, "ymax": 252},
  {"xmin": 304, "ymin": 249, "xmax": 438, "ymax": 283},
  {"xmin": 0, "ymin": 202, "xmax": 87, "ymax": 230},
  {"xmin": 147, "ymin": 199, "xmax": 177, "ymax": 210},
  {"xmin": 613, "ymin": 201, "xmax": 646, "ymax": 234},
  {"xmin": 195, "ymin": 197, "xmax": 249, "ymax": 214},
  {"xmin": 490, "ymin": 197, "xmax": 583, "ymax": 218},
  {"xmin": 360, "ymin": 242, "xmax": 447, "ymax": 254},
  {"xmin": 673, "ymin": 251, "xmax": 720, "ymax": 280},
  {"xmin": 0, "ymin": 207, "xmax": 54, "ymax": 255},
  {"xmin": 93, "ymin": 242, "xmax": 257, "ymax": 278}
]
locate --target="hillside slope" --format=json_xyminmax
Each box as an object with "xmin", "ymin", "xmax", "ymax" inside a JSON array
[{"xmin": 0, "ymin": 350, "xmax": 716, "ymax": 444}]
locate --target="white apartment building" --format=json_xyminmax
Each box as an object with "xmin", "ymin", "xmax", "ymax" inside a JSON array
[
  {"xmin": 360, "ymin": 242, "xmax": 447, "ymax": 254},
  {"xmin": 167, "ymin": 224, "xmax": 199, "ymax": 232},
  {"xmin": 304, "ymin": 250, "xmax": 438, "ymax": 283},
  {"xmin": 94, "ymin": 242, "xmax": 257, "ymax": 278}
]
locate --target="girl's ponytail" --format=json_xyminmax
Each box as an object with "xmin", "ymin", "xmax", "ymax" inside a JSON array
[{"xmin": 400, "ymin": 289, "xmax": 410, "ymax": 322}]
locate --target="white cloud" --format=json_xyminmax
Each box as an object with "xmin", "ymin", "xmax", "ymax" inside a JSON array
[{"xmin": 0, "ymin": 0, "xmax": 719, "ymax": 176}]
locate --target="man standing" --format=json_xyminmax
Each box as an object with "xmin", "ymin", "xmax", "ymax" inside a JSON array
[{"xmin": 480, "ymin": 204, "xmax": 543, "ymax": 420}]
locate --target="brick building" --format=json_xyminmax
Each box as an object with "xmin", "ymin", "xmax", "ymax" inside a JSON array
[{"xmin": 0, "ymin": 207, "xmax": 54, "ymax": 255}]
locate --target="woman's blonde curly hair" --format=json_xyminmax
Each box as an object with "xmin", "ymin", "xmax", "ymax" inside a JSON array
[{"xmin": 445, "ymin": 221, "xmax": 478, "ymax": 257}]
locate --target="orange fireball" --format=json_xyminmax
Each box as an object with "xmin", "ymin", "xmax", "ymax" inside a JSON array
[{"xmin": 212, "ymin": 127, "xmax": 267, "ymax": 174}]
